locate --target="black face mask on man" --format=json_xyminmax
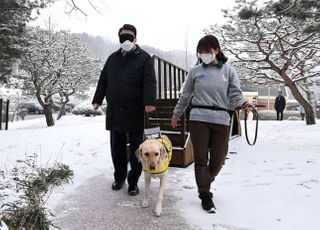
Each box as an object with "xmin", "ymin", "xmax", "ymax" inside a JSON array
[
  {"xmin": 119, "ymin": 34, "xmax": 135, "ymax": 43},
  {"xmin": 119, "ymin": 34, "xmax": 135, "ymax": 51}
]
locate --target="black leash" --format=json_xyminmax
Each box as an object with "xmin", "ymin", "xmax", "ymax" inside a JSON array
[{"xmin": 244, "ymin": 109, "xmax": 258, "ymax": 146}]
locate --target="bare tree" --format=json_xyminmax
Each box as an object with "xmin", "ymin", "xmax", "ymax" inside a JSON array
[
  {"xmin": 20, "ymin": 27, "xmax": 101, "ymax": 126},
  {"xmin": 0, "ymin": 0, "xmax": 53, "ymax": 83},
  {"xmin": 1, "ymin": 0, "xmax": 109, "ymax": 84},
  {"xmin": 206, "ymin": 0, "xmax": 320, "ymax": 124},
  {"xmin": 63, "ymin": 0, "xmax": 109, "ymax": 17}
]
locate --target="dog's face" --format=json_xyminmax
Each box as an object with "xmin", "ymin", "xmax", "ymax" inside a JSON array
[{"xmin": 136, "ymin": 139, "xmax": 167, "ymax": 171}]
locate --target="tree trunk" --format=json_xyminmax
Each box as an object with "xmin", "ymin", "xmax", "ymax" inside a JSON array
[
  {"xmin": 305, "ymin": 112, "xmax": 315, "ymax": 125},
  {"xmin": 43, "ymin": 105, "xmax": 55, "ymax": 126},
  {"xmin": 56, "ymin": 104, "xmax": 66, "ymax": 120},
  {"xmin": 36, "ymin": 94, "xmax": 55, "ymax": 127},
  {"xmin": 284, "ymin": 80, "xmax": 315, "ymax": 125}
]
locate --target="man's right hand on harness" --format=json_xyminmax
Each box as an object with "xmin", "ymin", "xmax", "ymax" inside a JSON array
[{"xmin": 145, "ymin": 105, "xmax": 156, "ymax": 113}]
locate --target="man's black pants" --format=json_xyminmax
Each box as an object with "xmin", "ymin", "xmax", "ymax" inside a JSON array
[{"xmin": 110, "ymin": 130, "xmax": 143, "ymax": 187}]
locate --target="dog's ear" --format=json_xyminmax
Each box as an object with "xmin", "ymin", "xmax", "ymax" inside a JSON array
[
  {"xmin": 160, "ymin": 144, "xmax": 168, "ymax": 161},
  {"xmin": 135, "ymin": 146, "xmax": 142, "ymax": 162}
]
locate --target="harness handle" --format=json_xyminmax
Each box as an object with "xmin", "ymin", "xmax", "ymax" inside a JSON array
[{"xmin": 144, "ymin": 107, "xmax": 161, "ymax": 140}]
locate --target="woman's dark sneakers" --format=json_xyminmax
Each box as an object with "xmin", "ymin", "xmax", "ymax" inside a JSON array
[{"xmin": 199, "ymin": 192, "xmax": 216, "ymax": 213}]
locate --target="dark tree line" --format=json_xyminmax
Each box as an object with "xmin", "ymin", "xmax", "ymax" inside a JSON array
[{"xmin": 0, "ymin": 0, "xmax": 53, "ymax": 83}]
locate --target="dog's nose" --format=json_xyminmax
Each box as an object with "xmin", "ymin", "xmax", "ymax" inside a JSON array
[{"xmin": 150, "ymin": 165, "xmax": 156, "ymax": 170}]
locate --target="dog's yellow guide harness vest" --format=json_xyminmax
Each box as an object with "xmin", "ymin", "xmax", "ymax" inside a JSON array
[{"xmin": 143, "ymin": 137, "xmax": 172, "ymax": 174}]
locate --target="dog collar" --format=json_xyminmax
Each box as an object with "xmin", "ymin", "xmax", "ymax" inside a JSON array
[{"xmin": 143, "ymin": 137, "xmax": 172, "ymax": 174}]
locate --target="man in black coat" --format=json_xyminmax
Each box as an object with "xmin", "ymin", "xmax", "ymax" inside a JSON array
[
  {"xmin": 92, "ymin": 24, "xmax": 156, "ymax": 196},
  {"xmin": 274, "ymin": 91, "xmax": 286, "ymax": 120}
]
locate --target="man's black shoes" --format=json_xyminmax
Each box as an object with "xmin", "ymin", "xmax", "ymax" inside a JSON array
[
  {"xmin": 111, "ymin": 180, "xmax": 125, "ymax": 191},
  {"xmin": 111, "ymin": 181, "xmax": 139, "ymax": 196},
  {"xmin": 128, "ymin": 185, "xmax": 139, "ymax": 196}
]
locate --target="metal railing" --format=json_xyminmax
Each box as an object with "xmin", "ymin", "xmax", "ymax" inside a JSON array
[
  {"xmin": 152, "ymin": 55, "xmax": 188, "ymax": 99},
  {"xmin": 0, "ymin": 98, "xmax": 9, "ymax": 130}
]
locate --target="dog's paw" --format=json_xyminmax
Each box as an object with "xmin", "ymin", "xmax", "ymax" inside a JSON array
[
  {"xmin": 155, "ymin": 204, "xmax": 162, "ymax": 217},
  {"xmin": 142, "ymin": 200, "xmax": 149, "ymax": 208}
]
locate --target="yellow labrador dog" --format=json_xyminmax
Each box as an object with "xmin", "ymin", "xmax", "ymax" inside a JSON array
[{"xmin": 136, "ymin": 135, "xmax": 172, "ymax": 216}]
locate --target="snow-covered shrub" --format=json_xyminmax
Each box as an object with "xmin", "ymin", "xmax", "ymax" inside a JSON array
[
  {"xmin": 0, "ymin": 153, "xmax": 73, "ymax": 230},
  {"xmin": 71, "ymin": 102, "xmax": 103, "ymax": 116}
]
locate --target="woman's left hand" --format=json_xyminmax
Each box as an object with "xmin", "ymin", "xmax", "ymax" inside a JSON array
[{"xmin": 242, "ymin": 102, "xmax": 254, "ymax": 113}]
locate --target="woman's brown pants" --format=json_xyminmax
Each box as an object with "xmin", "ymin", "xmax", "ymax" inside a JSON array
[{"xmin": 189, "ymin": 121, "xmax": 230, "ymax": 196}]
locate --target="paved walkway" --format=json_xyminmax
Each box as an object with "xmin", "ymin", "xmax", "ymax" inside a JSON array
[{"xmin": 52, "ymin": 174, "xmax": 193, "ymax": 230}]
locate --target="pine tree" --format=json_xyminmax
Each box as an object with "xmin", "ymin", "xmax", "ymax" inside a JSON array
[
  {"xmin": 0, "ymin": 0, "xmax": 52, "ymax": 83},
  {"xmin": 271, "ymin": 0, "xmax": 320, "ymax": 33}
]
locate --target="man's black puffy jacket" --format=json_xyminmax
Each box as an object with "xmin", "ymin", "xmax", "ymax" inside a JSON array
[{"xmin": 92, "ymin": 45, "xmax": 157, "ymax": 132}]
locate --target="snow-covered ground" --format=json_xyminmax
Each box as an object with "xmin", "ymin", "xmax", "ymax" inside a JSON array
[{"xmin": 1, "ymin": 115, "xmax": 319, "ymax": 230}]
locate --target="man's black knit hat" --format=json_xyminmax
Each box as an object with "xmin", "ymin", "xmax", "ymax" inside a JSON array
[{"xmin": 118, "ymin": 24, "xmax": 137, "ymax": 37}]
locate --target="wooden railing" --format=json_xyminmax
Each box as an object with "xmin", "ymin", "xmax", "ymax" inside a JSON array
[{"xmin": 152, "ymin": 55, "xmax": 188, "ymax": 99}]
